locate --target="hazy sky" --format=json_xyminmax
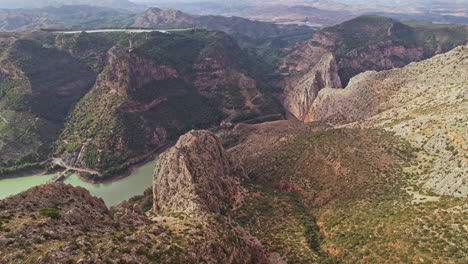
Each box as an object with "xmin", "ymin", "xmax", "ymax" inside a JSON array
[{"xmin": 0, "ymin": 0, "xmax": 467, "ymax": 10}]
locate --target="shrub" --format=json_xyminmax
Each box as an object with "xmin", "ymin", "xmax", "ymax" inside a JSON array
[{"xmin": 38, "ymin": 207, "xmax": 60, "ymax": 219}]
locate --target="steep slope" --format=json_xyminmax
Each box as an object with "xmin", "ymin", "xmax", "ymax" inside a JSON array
[
  {"xmin": 219, "ymin": 120, "xmax": 466, "ymax": 263},
  {"xmin": 153, "ymin": 130, "xmax": 244, "ymax": 214},
  {"xmin": 282, "ymin": 52, "xmax": 342, "ymax": 121},
  {"xmin": 309, "ymin": 45, "xmax": 467, "ymax": 197},
  {"xmin": 0, "ymin": 131, "xmax": 271, "ymax": 264},
  {"xmin": 55, "ymin": 29, "xmax": 281, "ymax": 180},
  {"xmin": 1, "ymin": 120, "xmax": 466, "ymax": 263},
  {"xmin": 0, "ymin": 32, "xmax": 96, "ymax": 171},
  {"xmin": 281, "ymin": 15, "xmax": 467, "ymax": 121}
]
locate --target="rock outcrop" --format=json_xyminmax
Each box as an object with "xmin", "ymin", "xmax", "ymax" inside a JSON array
[
  {"xmin": 308, "ymin": 45, "xmax": 468, "ymax": 197},
  {"xmin": 153, "ymin": 130, "xmax": 244, "ymax": 214},
  {"xmin": 280, "ymin": 15, "xmax": 467, "ymax": 122},
  {"xmin": 282, "ymin": 53, "xmax": 342, "ymax": 121}
]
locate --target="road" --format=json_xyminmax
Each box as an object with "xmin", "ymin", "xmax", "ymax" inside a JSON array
[{"xmin": 51, "ymin": 158, "xmax": 101, "ymax": 176}]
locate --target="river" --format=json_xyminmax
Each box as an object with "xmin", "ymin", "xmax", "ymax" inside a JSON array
[{"xmin": 0, "ymin": 158, "xmax": 157, "ymax": 207}]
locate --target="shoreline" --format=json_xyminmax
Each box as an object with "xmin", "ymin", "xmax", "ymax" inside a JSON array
[
  {"xmin": 0, "ymin": 168, "xmax": 60, "ymax": 181},
  {"xmin": 0, "ymin": 143, "xmax": 173, "ymax": 184},
  {"xmin": 75, "ymin": 142, "xmax": 174, "ymax": 184}
]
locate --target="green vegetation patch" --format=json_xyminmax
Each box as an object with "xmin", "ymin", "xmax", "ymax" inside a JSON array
[{"xmin": 38, "ymin": 207, "xmax": 60, "ymax": 219}]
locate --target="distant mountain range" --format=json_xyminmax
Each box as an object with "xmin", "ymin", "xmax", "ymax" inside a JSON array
[
  {"xmin": 140, "ymin": 0, "xmax": 468, "ymax": 25},
  {"xmin": 0, "ymin": 0, "xmax": 140, "ymax": 10},
  {"xmin": 0, "ymin": 1, "xmax": 467, "ymax": 29}
]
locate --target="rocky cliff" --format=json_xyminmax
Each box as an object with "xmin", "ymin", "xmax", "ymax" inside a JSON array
[
  {"xmin": 308, "ymin": 45, "xmax": 468, "ymax": 197},
  {"xmin": 281, "ymin": 15, "xmax": 468, "ymax": 121},
  {"xmin": 153, "ymin": 130, "xmax": 244, "ymax": 214},
  {"xmin": 282, "ymin": 52, "xmax": 342, "ymax": 121}
]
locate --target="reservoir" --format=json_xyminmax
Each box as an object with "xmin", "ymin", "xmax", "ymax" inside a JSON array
[{"xmin": 0, "ymin": 158, "xmax": 157, "ymax": 207}]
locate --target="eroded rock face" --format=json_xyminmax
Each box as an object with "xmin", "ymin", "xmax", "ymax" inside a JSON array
[
  {"xmin": 336, "ymin": 40, "xmax": 427, "ymax": 87},
  {"xmin": 280, "ymin": 16, "xmax": 467, "ymax": 122},
  {"xmin": 153, "ymin": 130, "xmax": 244, "ymax": 214},
  {"xmin": 308, "ymin": 45, "xmax": 468, "ymax": 197},
  {"xmin": 282, "ymin": 53, "xmax": 342, "ymax": 121}
]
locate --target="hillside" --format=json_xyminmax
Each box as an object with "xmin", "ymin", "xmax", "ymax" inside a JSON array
[
  {"xmin": 0, "ymin": 31, "xmax": 96, "ymax": 172},
  {"xmin": 0, "ymin": 6, "xmax": 314, "ymax": 65},
  {"xmin": 2, "ymin": 118, "xmax": 465, "ymax": 263},
  {"xmin": 0, "ymin": 131, "xmax": 271, "ymax": 264},
  {"xmin": 1, "ymin": 39, "xmax": 467, "ymax": 260},
  {"xmin": 0, "ymin": 5, "xmax": 134, "ymax": 31},
  {"xmin": 54, "ymin": 29, "xmax": 282, "ymax": 179},
  {"xmin": 308, "ymin": 45, "xmax": 467, "ymax": 197},
  {"xmin": 281, "ymin": 15, "xmax": 468, "ymax": 122},
  {"xmin": 0, "ymin": 29, "xmax": 282, "ymax": 179},
  {"xmin": 131, "ymin": 7, "xmax": 314, "ymax": 59}
]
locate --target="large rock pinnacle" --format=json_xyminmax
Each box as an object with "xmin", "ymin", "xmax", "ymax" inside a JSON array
[{"xmin": 153, "ymin": 130, "xmax": 243, "ymax": 214}]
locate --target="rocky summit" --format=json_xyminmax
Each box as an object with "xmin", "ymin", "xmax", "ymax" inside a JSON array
[{"xmin": 153, "ymin": 130, "xmax": 244, "ymax": 214}]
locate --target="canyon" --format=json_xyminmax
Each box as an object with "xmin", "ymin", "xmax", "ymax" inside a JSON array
[{"xmin": 0, "ymin": 8, "xmax": 467, "ymax": 264}]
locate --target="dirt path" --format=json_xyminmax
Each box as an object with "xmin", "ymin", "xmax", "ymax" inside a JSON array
[
  {"xmin": 51, "ymin": 158, "xmax": 101, "ymax": 176},
  {"xmin": 0, "ymin": 114, "xmax": 9, "ymax": 123}
]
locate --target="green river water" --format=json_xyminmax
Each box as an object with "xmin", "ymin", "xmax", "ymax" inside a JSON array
[{"xmin": 0, "ymin": 158, "xmax": 157, "ymax": 207}]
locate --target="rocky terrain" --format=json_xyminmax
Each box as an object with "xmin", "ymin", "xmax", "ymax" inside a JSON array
[
  {"xmin": 0, "ymin": 29, "xmax": 283, "ymax": 179},
  {"xmin": 153, "ymin": 130, "xmax": 244, "ymax": 214},
  {"xmin": 56, "ymin": 29, "xmax": 282, "ymax": 179},
  {"xmin": 281, "ymin": 15, "xmax": 468, "ymax": 121},
  {"xmin": 0, "ymin": 31, "xmax": 97, "ymax": 172},
  {"xmin": 306, "ymin": 45, "xmax": 468, "ymax": 197},
  {"xmin": 2, "ymin": 117, "xmax": 466, "ymax": 263},
  {"xmin": 0, "ymin": 131, "xmax": 271, "ymax": 264},
  {"xmin": 0, "ymin": 11, "xmax": 467, "ymax": 264}
]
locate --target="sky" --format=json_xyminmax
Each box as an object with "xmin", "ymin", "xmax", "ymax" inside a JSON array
[{"xmin": 0, "ymin": 0, "xmax": 466, "ymax": 10}]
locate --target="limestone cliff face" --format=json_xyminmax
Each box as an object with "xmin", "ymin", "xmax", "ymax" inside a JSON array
[
  {"xmin": 153, "ymin": 130, "xmax": 244, "ymax": 214},
  {"xmin": 282, "ymin": 53, "xmax": 342, "ymax": 121},
  {"xmin": 280, "ymin": 15, "xmax": 467, "ymax": 122},
  {"xmin": 336, "ymin": 40, "xmax": 427, "ymax": 86},
  {"xmin": 152, "ymin": 130, "xmax": 271, "ymax": 263},
  {"xmin": 308, "ymin": 45, "xmax": 468, "ymax": 197}
]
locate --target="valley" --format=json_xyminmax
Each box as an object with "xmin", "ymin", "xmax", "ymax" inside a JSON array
[{"xmin": 0, "ymin": 2, "xmax": 467, "ymax": 263}]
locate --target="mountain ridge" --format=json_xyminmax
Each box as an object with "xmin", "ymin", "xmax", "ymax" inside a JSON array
[{"xmin": 281, "ymin": 15, "xmax": 468, "ymax": 122}]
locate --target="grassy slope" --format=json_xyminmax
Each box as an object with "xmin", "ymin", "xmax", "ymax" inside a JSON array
[{"xmin": 224, "ymin": 122, "xmax": 467, "ymax": 263}]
